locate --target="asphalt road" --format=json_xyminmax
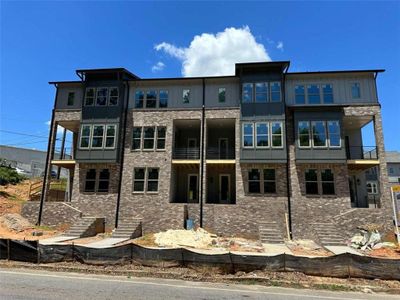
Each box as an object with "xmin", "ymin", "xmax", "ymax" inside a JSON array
[{"xmin": 0, "ymin": 268, "xmax": 398, "ymax": 300}]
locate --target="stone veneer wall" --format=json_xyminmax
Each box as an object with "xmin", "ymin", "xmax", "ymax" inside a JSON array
[
  {"xmin": 22, "ymin": 202, "xmax": 82, "ymax": 226},
  {"xmin": 287, "ymin": 105, "xmax": 393, "ymax": 241}
]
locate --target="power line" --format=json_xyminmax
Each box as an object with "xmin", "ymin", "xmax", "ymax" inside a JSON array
[
  {"xmin": 5, "ymin": 140, "xmax": 49, "ymax": 146},
  {"xmin": 0, "ymin": 130, "xmax": 52, "ymax": 139}
]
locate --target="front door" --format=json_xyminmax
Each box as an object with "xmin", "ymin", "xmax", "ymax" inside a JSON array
[
  {"xmin": 218, "ymin": 138, "xmax": 228, "ymax": 159},
  {"xmin": 187, "ymin": 174, "xmax": 198, "ymax": 203},
  {"xmin": 219, "ymin": 174, "xmax": 230, "ymax": 203}
]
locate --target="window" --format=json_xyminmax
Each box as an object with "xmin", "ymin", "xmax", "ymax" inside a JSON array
[
  {"xmin": 295, "ymin": 85, "xmax": 305, "ymax": 104},
  {"xmin": 105, "ymin": 125, "xmax": 116, "ymax": 149},
  {"xmin": 143, "ymin": 127, "xmax": 155, "ymax": 149},
  {"xmin": 218, "ymin": 88, "xmax": 226, "ymax": 103},
  {"xmin": 84, "ymin": 88, "xmax": 95, "ymax": 106},
  {"xmin": 84, "ymin": 169, "xmax": 96, "ymax": 192},
  {"xmin": 256, "ymin": 123, "xmax": 268, "ymax": 148},
  {"xmin": 109, "ymin": 88, "xmax": 119, "ymax": 106},
  {"xmin": 352, "ymin": 83, "xmax": 360, "ymax": 99},
  {"xmin": 159, "ymin": 90, "xmax": 168, "ymax": 108},
  {"xmin": 79, "ymin": 125, "xmax": 91, "ymax": 149},
  {"xmin": 322, "ymin": 84, "xmax": 333, "ymax": 103},
  {"xmin": 271, "ymin": 122, "xmax": 283, "ymax": 148},
  {"xmin": 312, "ymin": 121, "xmax": 327, "ymax": 147},
  {"xmin": 133, "ymin": 168, "xmax": 145, "ymax": 192},
  {"xmin": 98, "ymin": 169, "xmax": 110, "ymax": 192},
  {"xmin": 242, "ymin": 83, "xmax": 253, "ymax": 103},
  {"xmin": 156, "ymin": 127, "xmax": 166, "ymax": 150},
  {"xmin": 182, "ymin": 89, "xmax": 190, "ymax": 103},
  {"xmin": 147, "ymin": 168, "xmax": 159, "ymax": 192},
  {"xmin": 321, "ymin": 169, "xmax": 335, "ymax": 195},
  {"xmin": 96, "ymin": 88, "xmax": 108, "ymax": 106},
  {"xmin": 389, "ymin": 167, "xmax": 394, "ymax": 174},
  {"xmin": 255, "ymin": 82, "xmax": 268, "ymax": 103},
  {"xmin": 248, "ymin": 169, "xmax": 260, "ymax": 193},
  {"xmin": 305, "ymin": 169, "xmax": 318, "ymax": 195},
  {"xmin": 270, "ymin": 82, "xmax": 281, "ymax": 102},
  {"xmin": 298, "ymin": 121, "xmax": 310, "ymax": 147},
  {"xmin": 243, "ymin": 123, "xmax": 254, "ymax": 148},
  {"xmin": 67, "ymin": 92, "xmax": 75, "ymax": 106},
  {"xmin": 91, "ymin": 125, "xmax": 104, "ymax": 148},
  {"xmin": 367, "ymin": 182, "xmax": 378, "ymax": 194},
  {"xmin": 263, "ymin": 169, "xmax": 276, "ymax": 193},
  {"xmin": 135, "ymin": 90, "xmax": 144, "ymax": 108},
  {"xmin": 307, "ymin": 85, "xmax": 321, "ymax": 104},
  {"xmin": 132, "ymin": 127, "xmax": 142, "ymax": 150},
  {"xmin": 327, "ymin": 121, "xmax": 341, "ymax": 147},
  {"xmin": 146, "ymin": 90, "xmax": 157, "ymax": 108}
]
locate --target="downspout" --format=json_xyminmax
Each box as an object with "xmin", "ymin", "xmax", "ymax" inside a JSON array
[
  {"xmin": 37, "ymin": 85, "xmax": 58, "ymax": 225},
  {"xmin": 283, "ymin": 65, "xmax": 293, "ymax": 239},
  {"xmin": 199, "ymin": 78, "xmax": 205, "ymax": 228},
  {"xmin": 115, "ymin": 80, "xmax": 130, "ymax": 228}
]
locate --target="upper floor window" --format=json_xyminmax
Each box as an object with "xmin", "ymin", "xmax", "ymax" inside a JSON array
[
  {"xmin": 352, "ymin": 82, "xmax": 361, "ymax": 99},
  {"xmin": 298, "ymin": 120, "xmax": 340, "ymax": 149},
  {"xmin": 256, "ymin": 123, "xmax": 268, "ymax": 148},
  {"xmin": 146, "ymin": 90, "xmax": 157, "ymax": 108},
  {"xmin": 79, "ymin": 125, "xmax": 91, "ymax": 149},
  {"xmin": 91, "ymin": 125, "xmax": 105, "ymax": 148},
  {"xmin": 295, "ymin": 85, "xmax": 306, "ymax": 104},
  {"xmin": 298, "ymin": 121, "xmax": 310, "ymax": 147},
  {"xmin": 105, "ymin": 125, "xmax": 117, "ymax": 148},
  {"xmin": 270, "ymin": 82, "xmax": 281, "ymax": 102},
  {"xmin": 84, "ymin": 88, "xmax": 95, "ymax": 106},
  {"xmin": 255, "ymin": 82, "xmax": 268, "ymax": 103},
  {"xmin": 242, "ymin": 83, "xmax": 253, "ymax": 103},
  {"xmin": 143, "ymin": 127, "xmax": 155, "ymax": 149},
  {"xmin": 327, "ymin": 121, "xmax": 340, "ymax": 147},
  {"xmin": 271, "ymin": 122, "xmax": 283, "ymax": 148},
  {"xmin": 135, "ymin": 90, "xmax": 144, "ymax": 108},
  {"xmin": 307, "ymin": 85, "xmax": 321, "ymax": 104},
  {"xmin": 183, "ymin": 89, "xmax": 190, "ymax": 103},
  {"xmin": 96, "ymin": 88, "xmax": 108, "ymax": 106},
  {"xmin": 311, "ymin": 121, "xmax": 327, "ymax": 147},
  {"xmin": 156, "ymin": 127, "xmax": 166, "ymax": 150},
  {"xmin": 67, "ymin": 92, "xmax": 75, "ymax": 106},
  {"xmin": 159, "ymin": 90, "xmax": 168, "ymax": 108},
  {"xmin": 243, "ymin": 121, "xmax": 284, "ymax": 149},
  {"xmin": 132, "ymin": 127, "xmax": 142, "ymax": 150},
  {"xmin": 79, "ymin": 124, "xmax": 117, "ymax": 150},
  {"xmin": 242, "ymin": 123, "xmax": 254, "ymax": 148},
  {"xmin": 322, "ymin": 84, "xmax": 333, "ymax": 104},
  {"xmin": 109, "ymin": 88, "xmax": 119, "ymax": 106},
  {"xmin": 133, "ymin": 167, "xmax": 159, "ymax": 193},
  {"xmin": 132, "ymin": 126, "xmax": 166, "ymax": 151},
  {"xmin": 218, "ymin": 88, "xmax": 226, "ymax": 103}
]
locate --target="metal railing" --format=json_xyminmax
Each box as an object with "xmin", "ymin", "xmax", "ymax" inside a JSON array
[
  {"xmin": 346, "ymin": 146, "xmax": 378, "ymax": 160},
  {"xmin": 173, "ymin": 148, "xmax": 200, "ymax": 159},
  {"xmin": 206, "ymin": 147, "xmax": 235, "ymax": 159},
  {"xmin": 54, "ymin": 146, "xmax": 74, "ymax": 160}
]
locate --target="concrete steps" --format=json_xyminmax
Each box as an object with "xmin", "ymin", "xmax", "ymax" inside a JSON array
[
  {"xmin": 112, "ymin": 219, "xmax": 142, "ymax": 239},
  {"xmin": 258, "ymin": 221, "xmax": 285, "ymax": 244},
  {"xmin": 311, "ymin": 222, "xmax": 346, "ymax": 246},
  {"xmin": 63, "ymin": 217, "xmax": 105, "ymax": 238}
]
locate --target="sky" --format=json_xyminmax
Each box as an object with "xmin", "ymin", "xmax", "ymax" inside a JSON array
[{"xmin": 1, "ymin": 1, "xmax": 399, "ymax": 152}]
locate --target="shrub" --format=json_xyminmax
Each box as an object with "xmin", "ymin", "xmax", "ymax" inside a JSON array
[{"xmin": 0, "ymin": 166, "xmax": 27, "ymax": 185}]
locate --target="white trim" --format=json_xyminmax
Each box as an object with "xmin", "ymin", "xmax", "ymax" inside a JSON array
[
  {"xmin": 131, "ymin": 126, "xmax": 143, "ymax": 151},
  {"xmin": 79, "ymin": 124, "xmax": 92, "ymax": 149},
  {"xmin": 142, "ymin": 126, "xmax": 156, "ymax": 150},
  {"xmin": 84, "ymin": 87, "xmax": 95, "ymax": 106},
  {"xmin": 95, "ymin": 87, "xmax": 109, "ymax": 106},
  {"xmin": 311, "ymin": 120, "xmax": 328, "ymax": 148},
  {"xmin": 298, "ymin": 121, "xmax": 311, "ymax": 149},
  {"xmin": 327, "ymin": 120, "xmax": 341, "ymax": 148},
  {"xmin": 104, "ymin": 124, "xmax": 117, "ymax": 149},
  {"xmin": 132, "ymin": 167, "xmax": 146, "ymax": 193},
  {"xmin": 187, "ymin": 174, "xmax": 199, "ymax": 202},
  {"xmin": 254, "ymin": 122, "xmax": 269, "ymax": 149},
  {"xmin": 219, "ymin": 174, "xmax": 230, "ymax": 203},
  {"xmin": 269, "ymin": 81, "xmax": 281, "ymax": 102},
  {"xmin": 108, "ymin": 87, "xmax": 119, "ymax": 106},
  {"xmin": 242, "ymin": 122, "xmax": 254, "ymax": 149},
  {"xmin": 90, "ymin": 124, "xmax": 105, "ymax": 149},
  {"xmin": 271, "ymin": 121, "xmax": 284, "ymax": 149}
]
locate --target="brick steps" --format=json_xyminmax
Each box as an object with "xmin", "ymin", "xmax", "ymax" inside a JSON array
[
  {"xmin": 112, "ymin": 219, "xmax": 142, "ymax": 239},
  {"xmin": 311, "ymin": 223, "xmax": 346, "ymax": 246},
  {"xmin": 63, "ymin": 217, "xmax": 104, "ymax": 238},
  {"xmin": 258, "ymin": 222, "xmax": 285, "ymax": 244}
]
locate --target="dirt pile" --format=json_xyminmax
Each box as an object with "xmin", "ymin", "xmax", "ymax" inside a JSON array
[
  {"xmin": 155, "ymin": 228, "xmax": 216, "ymax": 249},
  {"xmin": 0, "ymin": 213, "xmax": 33, "ymax": 232}
]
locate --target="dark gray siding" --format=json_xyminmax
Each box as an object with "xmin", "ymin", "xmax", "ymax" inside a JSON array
[{"xmin": 55, "ymin": 84, "xmax": 83, "ymax": 109}]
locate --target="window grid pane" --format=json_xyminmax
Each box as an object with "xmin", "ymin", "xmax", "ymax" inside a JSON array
[
  {"xmin": 67, "ymin": 92, "xmax": 75, "ymax": 106},
  {"xmin": 352, "ymin": 83, "xmax": 360, "ymax": 99},
  {"xmin": 305, "ymin": 169, "xmax": 318, "ymax": 195},
  {"xmin": 159, "ymin": 90, "xmax": 168, "ymax": 108},
  {"xmin": 295, "ymin": 85, "xmax": 305, "ymax": 104},
  {"xmin": 255, "ymin": 82, "xmax": 268, "ymax": 103},
  {"xmin": 322, "ymin": 84, "xmax": 333, "ymax": 103},
  {"xmin": 133, "ymin": 168, "xmax": 145, "ymax": 192},
  {"xmin": 105, "ymin": 125, "xmax": 116, "ymax": 148},
  {"xmin": 96, "ymin": 88, "xmax": 108, "ymax": 106},
  {"xmin": 80, "ymin": 125, "xmax": 91, "ymax": 148},
  {"xmin": 307, "ymin": 85, "xmax": 321, "ymax": 104},
  {"xmin": 243, "ymin": 123, "xmax": 254, "ymax": 147},
  {"xmin": 132, "ymin": 127, "xmax": 142, "ymax": 150},
  {"xmin": 147, "ymin": 168, "xmax": 159, "ymax": 192},
  {"xmin": 270, "ymin": 82, "xmax": 281, "ymax": 102},
  {"xmin": 327, "ymin": 121, "xmax": 341, "ymax": 147},
  {"xmin": 321, "ymin": 169, "xmax": 335, "ymax": 195},
  {"xmin": 312, "ymin": 121, "xmax": 327, "ymax": 147},
  {"xmin": 156, "ymin": 127, "xmax": 166, "ymax": 150},
  {"xmin": 218, "ymin": 88, "xmax": 226, "ymax": 103},
  {"xmin": 298, "ymin": 121, "xmax": 310, "ymax": 147},
  {"xmin": 84, "ymin": 88, "xmax": 95, "ymax": 106},
  {"xmin": 109, "ymin": 87, "xmax": 119, "ymax": 106},
  {"xmin": 242, "ymin": 83, "xmax": 253, "ymax": 103},
  {"xmin": 85, "ymin": 169, "xmax": 96, "ymax": 192},
  {"xmin": 263, "ymin": 169, "xmax": 276, "ymax": 193},
  {"xmin": 271, "ymin": 122, "xmax": 283, "ymax": 147},
  {"xmin": 146, "ymin": 90, "xmax": 157, "ymax": 108},
  {"xmin": 143, "ymin": 127, "xmax": 155, "ymax": 149},
  {"xmin": 135, "ymin": 90, "xmax": 144, "ymax": 108},
  {"xmin": 256, "ymin": 123, "xmax": 268, "ymax": 147},
  {"xmin": 91, "ymin": 125, "xmax": 104, "ymax": 148},
  {"xmin": 248, "ymin": 169, "xmax": 260, "ymax": 193}
]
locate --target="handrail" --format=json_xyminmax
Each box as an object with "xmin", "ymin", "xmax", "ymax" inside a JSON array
[{"xmin": 346, "ymin": 146, "xmax": 378, "ymax": 160}]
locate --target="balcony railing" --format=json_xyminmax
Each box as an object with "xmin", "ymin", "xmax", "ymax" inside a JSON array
[
  {"xmin": 206, "ymin": 147, "xmax": 235, "ymax": 160},
  {"xmin": 173, "ymin": 148, "xmax": 200, "ymax": 159},
  {"xmin": 54, "ymin": 147, "xmax": 73, "ymax": 160},
  {"xmin": 346, "ymin": 146, "xmax": 378, "ymax": 160}
]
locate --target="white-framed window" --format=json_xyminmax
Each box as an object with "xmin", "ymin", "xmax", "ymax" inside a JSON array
[
  {"xmin": 327, "ymin": 121, "xmax": 341, "ymax": 148},
  {"xmin": 79, "ymin": 125, "xmax": 92, "ymax": 149},
  {"xmin": 242, "ymin": 83, "xmax": 253, "ymax": 103},
  {"xmin": 298, "ymin": 121, "xmax": 310, "ymax": 148},
  {"xmin": 146, "ymin": 90, "xmax": 157, "ymax": 108},
  {"xmin": 135, "ymin": 90, "xmax": 144, "ymax": 108},
  {"xmin": 366, "ymin": 181, "xmax": 379, "ymax": 194},
  {"xmin": 133, "ymin": 168, "xmax": 146, "ymax": 192},
  {"xmin": 218, "ymin": 87, "xmax": 226, "ymax": 103},
  {"xmin": 271, "ymin": 122, "xmax": 283, "ymax": 148},
  {"xmin": 159, "ymin": 90, "xmax": 168, "ymax": 108},
  {"xmin": 147, "ymin": 168, "xmax": 159, "ymax": 192},
  {"xmin": 91, "ymin": 125, "xmax": 105, "ymax": 148},
  {"xmin": 270, "ymin": 82, "xmax": 281, "ymax": 102},
  {"xmin": 322, "ymin": 84, "xmax": 333, "ymax": 104},
  {"xmin": 311, "ymin": 121, "xmax": 327, "ymax": 147},
  {"xmin": 105, "ymin": 125, "xmax": 117, "ymax": 149},
  {"xmin": 255, "ymin": 82, "xmax": 268, "ymax": 103},
  {"xmin": 255, "ymin": 123, "xmax": 268, "ymax": 148},
  {"xmin": 351, "ymin": 82, "xmax": 361, "ymax": 99},
  {"xmin": 96, "ymin": 87, "xmax": 108, "ymax": 106},
  {"xmin": 307, "ymin": 85, "xmax": 321, "ymax": 104},
  {"xmin": 242, "ymin": 123, "xmax": 254, "ymax": 148},
  {"xmin": 109, "ymin": 87, "xmax": 119, "ymax": 106},
  {"xmin": 295, "ymin": 85, "xmax": 306, "ymax": 104},
  {"xmin": 132, "ymin": 167, "xmax": 159, "ymax": 193},
  {"xmin": 132, "ymin": 127, "xmax": 142, "ymax": 150},
  {"xmin": 183, "ymin": 89, "xmax": 190, "ymax": 103},
  {"xmin": 84, "ymin": 88, "xmax": 95, "ymax": 106},
  {"xmin": 156, "ymin": 127, "xmax": 166, "ymax": 150},
  {"xmin": 143, "ymin": 127, "xmax": 155, "ymax": 150}
]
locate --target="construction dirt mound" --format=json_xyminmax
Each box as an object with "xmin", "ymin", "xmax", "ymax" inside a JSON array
[{"xmin": 0, "ymin": 213, "xmax": 33, "ymax": 232}]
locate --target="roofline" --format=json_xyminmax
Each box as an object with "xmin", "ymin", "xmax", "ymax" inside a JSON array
[
  {"xmin": 235, "ymin": 60, "xmax": 291, "ymax": 66},
  {"xmin": 287, "ymin": 69, "xmax": 385, "ymax": 75},
  {"xmin": 48, "ymin": 80, "xmax": 82, "ymax": 85},
  {"xmin": 134, "ymin": 75, "xmax": 238, "ymax": 82},
  {"xmin": 75, "ymin": 68, "xmax": 140, "ymax": 80}
]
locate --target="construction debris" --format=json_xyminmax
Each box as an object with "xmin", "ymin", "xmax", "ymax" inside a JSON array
[
  {"xmin": 0, "ymin": 213, "xmax": 33, "ymax": 232},
  {"xmin": 350, "ymin": 228, "xmax": 381, "ymax": 250}
]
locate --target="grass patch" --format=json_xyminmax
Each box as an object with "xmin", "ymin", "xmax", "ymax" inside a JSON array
[
  {"xmin": 134, "ymin": 233, "xmax": 156, "ymax": 247},
  {"xmin": 35, "ymin": 225, "xmax": 55, "ymax": 231}
]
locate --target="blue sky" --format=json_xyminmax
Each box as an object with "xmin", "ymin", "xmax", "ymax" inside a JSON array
[{"xmin": 1, "ymin": 1, "xmax": 399, "ymax": 151}]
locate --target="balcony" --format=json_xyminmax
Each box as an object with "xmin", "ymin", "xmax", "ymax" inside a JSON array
[
  {"xmin": 206, "ymin": 147, "xmax": 235, "ymax": 160},
  {"xmin": 173, "ymin": 148, "xmax": 200, "ymax": 160},
  {"xmin": 206, "ymin": 118, "xmax": 235, "ymax": 164},
  {"xmin": 172, "ymin": 119, "xmax": 201, "ymax": 164},
  {"xmin": 346, "ymin": 146, "xmax": 379, "ymax": 171}
]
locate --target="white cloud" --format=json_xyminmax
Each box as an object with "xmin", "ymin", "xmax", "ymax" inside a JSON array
[
  {"xmin": 151, "ymin": 61, "xmax": 165, "ymax": 73},
  {"xmin": 276, "ymin": 41, "xmax": 284, "ymax": 51},
  {"xmin": 154, "ymin": 26, "xmax": 271, "ymax": 77}
]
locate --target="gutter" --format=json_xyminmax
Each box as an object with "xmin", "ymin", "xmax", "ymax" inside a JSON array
[
  {"xmin": 115, "ymin": 80, "xmax": 130, "ymax": 228},
  {"xmin": 199, "ymin": 78, "xmax": 205, "ymax": 227}
]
